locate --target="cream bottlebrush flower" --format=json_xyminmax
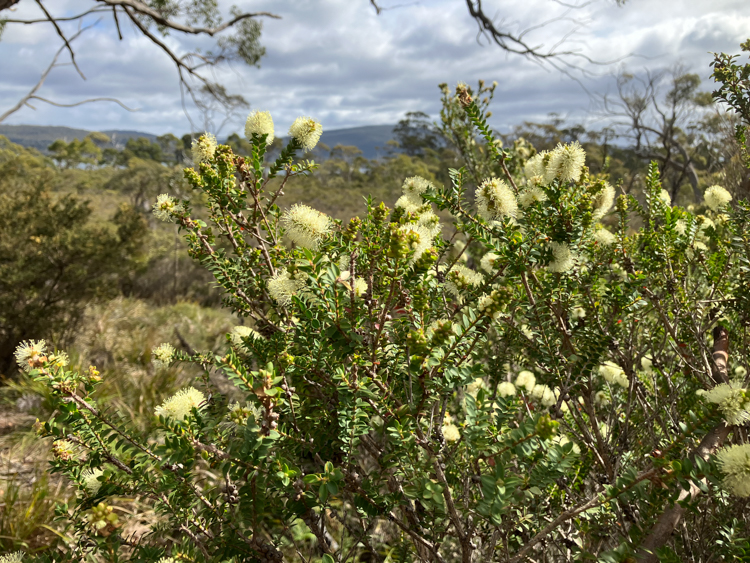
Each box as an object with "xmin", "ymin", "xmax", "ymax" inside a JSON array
[
  {"xmin": 466, "ymin": 377, "xmax": 487, "ymax": 397},
  {"xmin": 599, "ymin": 362, "xmax": 629, "ymax": 388},
  {"xmin": 400, "ymin": 223, "xmax": 437, "ymax": 266},
  {"xmin": 686, "ymin": 240, "xmax": 708, "ymax": 259},
  {"xmin": 416, "ymin": 209, "xmax": 443, "ymax": 239},
  {"xmin": 282, "ymin": 204, "xmax": 332, "ymax": 250},
  {"xmin": 395, "ymin": 194, "xmax": 421, "ymax": 213},
  {"xmin": 570, "ymin": 306, "xmax": 586, "ymax": 320},
  {"xmin": 289, "ymin": 116, "xmax": 323, "ymax": 151},
  {"xmin": 245, "ymin": 110, "xmax": 275, "ymax": 145},
  {"xmin": 658, "ymin": 189, "xmax": 672, "ymax": 207},
  {"xmin": 592, "ymin": 183, "xmax": 616, "ymax": 220},
  {"xmin": 14, "ymin": 339, "xmax": 46, "ymax": 372},
  {"xmin": 699, "ymin": 216, "xmax": 715, "ymax": 233},
  {"xmin": 520, "ymin": 324, "xmax": 534, "ymax": 340},
  {"xmin": 480, "ymin": 252, "xmax": 500, "ymax": 272},
  {"xmin": 352, "ymin": 277, "xmax": 368, "ymax": 297},
  {"xmin": 443, "ymin": 423, "xmax": 461, "ymax": 442},
  {"xmin": 540, "ymin": 386, "xmax": 557, "ymax": 407},
  {"xmin": 152, "ymin": 343, "xmax": 176, "ymax": 371},
  {"xmin": 268, "ymin": 269, "xmax": 306, "ymax": 306},
  {"xmin": 530, "ymin": 383, "xmax": 546, "ymax": 399},
  {"xmin": 153, "ymin": 194, "xmax": 183, "ymax": 223},
  {"xmin": 445, "ymin": 264, "xmax": 484, "ymax": 297},
  {"xmin": 191, "ymin": 133, "xmax": 217, "ymax": 164},
  {"xmin": 157, "ymin": 558, "xmax": 177, "ymax": 563},
  {"xmin": 524, "ymin": 151, "xmax": 548, "ymax": 181},
  {"xmin": 704, "ymin": 185, "xmax": 732, "ymax": 211},
  {"xmin": 675, "ymin": 219, "xmax": 687, "ymax": 235},
  {"xmin": 736, "ymin": 366, "xmax": 748, "ymax": 378},
  {"xmin": 402, "ymin": 176, "xmax": 433, "ymax": 198},
  {"xmin": 230, "ymin": 325, "xmax": 263, "ymax": 350},
  {"xmin": 641, "ymin": 355, "xmax": 654, "ymax": 374},
  {"xmin": 155, "ymin": 387, "xmax": 206, "ymax": 421},
  {"xmin": 599, "ymin": 361, "xmax": 623, "ymax": 384},
  {"xmin": 593, "ymin": 226, "xmax": 617, "ymax": 246},
  {"xmin": 476, "ymin": 177, "xmax": 518, "ymax": 221},
  {"xmin": 516, "ymin": 370, "xmax": 536, "ymax": 392},
  {"xmin": 49, "ymin": 350, "xmax": 69, "ymax": 368},
  {"xmin": 715, "ymin": 444, "xmax": 750, "ymax": 497},
  {"xmin": 0, "ymin": 552, "xmax": 24, "ymax": 563},
  {"xmin": 498, "ymin": 381, "xmax": 516, "ymax": 397},
  {"xmin": 548, "ymin": 241, "xmax": 575, "ymax": 273},
  {"xmin": 442, "ymin": 413, "xmax": 461, "ymax": 442},
  {"xmin": 81, "ymin": 468, "xmax": 104, "ymax": 495},
  {"xmin": 545, "ymin": 141, "xmax": 586, "ymax": 183},
  {"xmin": 518, "ymin": 186, "xmax": 547, "ymax": 208},
  {"xmin": 594, "ymin": 390, "xmax": 610, "ymax": 406},
  {"xmin": 703, "ymin": 381, "xmax": 750, "ymax": 425},
  {"xmin": 477, "ymin": 293, "xmax": 502, "ymax": 320}
]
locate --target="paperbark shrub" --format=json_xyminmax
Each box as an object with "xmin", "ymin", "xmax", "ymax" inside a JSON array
[{"xmin": 15, "ymin": 82, "xmax": 750, "ymax": 563}]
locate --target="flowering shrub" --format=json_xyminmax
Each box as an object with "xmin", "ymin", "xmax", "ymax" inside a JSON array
[{"xmin": 14, "ymin": 71, "xmax": 750, "ymax": 563}]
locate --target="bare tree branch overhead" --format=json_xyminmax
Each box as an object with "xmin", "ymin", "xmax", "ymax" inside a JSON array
[
  {"xmin": 371, "ymin": 0, "xmax": 630, "ymax": 73},
  {"xmin": 599, "ymin": 68, "xmax": 719, "ymax": 202},
  {"xmin": 0, "ymin": 26, "xmax": 135, "ymax": 123},
  {"xmin": 0, "ymin": 0, "xmax": 280, "ymax": 125}
]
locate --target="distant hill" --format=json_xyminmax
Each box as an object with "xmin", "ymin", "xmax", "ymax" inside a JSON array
[
  {"xmin": 316, "ymin": 124, "xmax": 398, "ymax": 159},
  {"xmin": 0, "ymin": 123, "xmax": 398, "ymax": 159},
  {"xmin": 0, "ymin": 124, "xmax": 157, "ymax": 152}
]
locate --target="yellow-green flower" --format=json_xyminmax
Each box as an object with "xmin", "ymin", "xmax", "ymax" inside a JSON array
[
  {"xmin": 155, "ymin": 387, "xmax": 206, "ymax": 422},
  {"xmin": 289, "ymin": 116, "xmax": 323, "ymax": 151}
]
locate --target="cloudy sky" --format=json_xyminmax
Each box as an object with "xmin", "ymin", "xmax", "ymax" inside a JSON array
[{"xmin": 1, "ymin": 0, "xmax": 748, "ymax": 137}]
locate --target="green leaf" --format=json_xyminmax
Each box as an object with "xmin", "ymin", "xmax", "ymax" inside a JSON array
[{"xmin": 319, "ymin": 483, "xmax": 329, "ymax": 503}]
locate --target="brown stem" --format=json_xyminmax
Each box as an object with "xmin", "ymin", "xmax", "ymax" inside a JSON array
[
  {"xmin": 636, "ymin": 325, "xmax": 732, "ymax": 561},
  {"xmin": 635, "ymin": 424, "xmax": 730, "ymax": 562}
]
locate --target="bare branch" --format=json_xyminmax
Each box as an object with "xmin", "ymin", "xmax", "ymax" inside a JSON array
[
  {"xmin": 33, "ymin": 0, "xmax": 86, "ymax": 79},
  {"xmin": 0, "ymin": 27, "xmax": 83, "ymax": 123},
  {"xmin": 2, "ymin": 0, "xmax": 281, "ymax": 126},
  {"xmin": 0, "ymin": 24, "xmax": 135, "ymax": 123},
  {"xmin": 509, "ymin": 467, "xmax": 660, "ymax": 563},
  {"xmin": 112, "ymin": 5, "xmax": 122, "ymax": 40},
  {"xmin": 635, "ymin": 424, "xmax": 730, "ymax": 562},
  {"xmin": 2, "ymin": 6, "xmax": 110, "ymax": 24},
  {"xmin": 29, "ymin": 95, "xmax": 136, "ymax": 111},
  {"xmin": 121, "ymin": 6, "xmax": 206, "ymax": 87},
  {"xmin": 98, "ymin": 0, "xmax": 279, "ymax": 36}
]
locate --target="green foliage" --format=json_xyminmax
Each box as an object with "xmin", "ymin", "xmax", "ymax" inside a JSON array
[
  {"xmin": 217, "ymin": 6, "xmax": 265, "ymax": 67},
  {"xmin": 393, "ymin": 111, "xmax": 445, "ymax": 157},
  {"xmin": 47, "ymin": 134, "xmax": 104, "ymax": 169},
  {"xmin": 0, "ymin": 137, "xmax": 147, "ymax": 375},
  {"xmin": 16, "ymin": 68, "xmax": 750, "ymax": 563},
  {"xmin": 712, "ymin": 39, "xmax": 750, "ymax": 170}
]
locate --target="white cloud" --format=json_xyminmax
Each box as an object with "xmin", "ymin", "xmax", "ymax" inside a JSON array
[{"xmin": 0, "ymin": 0, "xmax": 748, "ymax": 136}]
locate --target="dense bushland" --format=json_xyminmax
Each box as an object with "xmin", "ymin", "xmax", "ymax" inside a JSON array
[{"xmin": 1, "ymin": 40, "xmax": 750, "ymax": 563}]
